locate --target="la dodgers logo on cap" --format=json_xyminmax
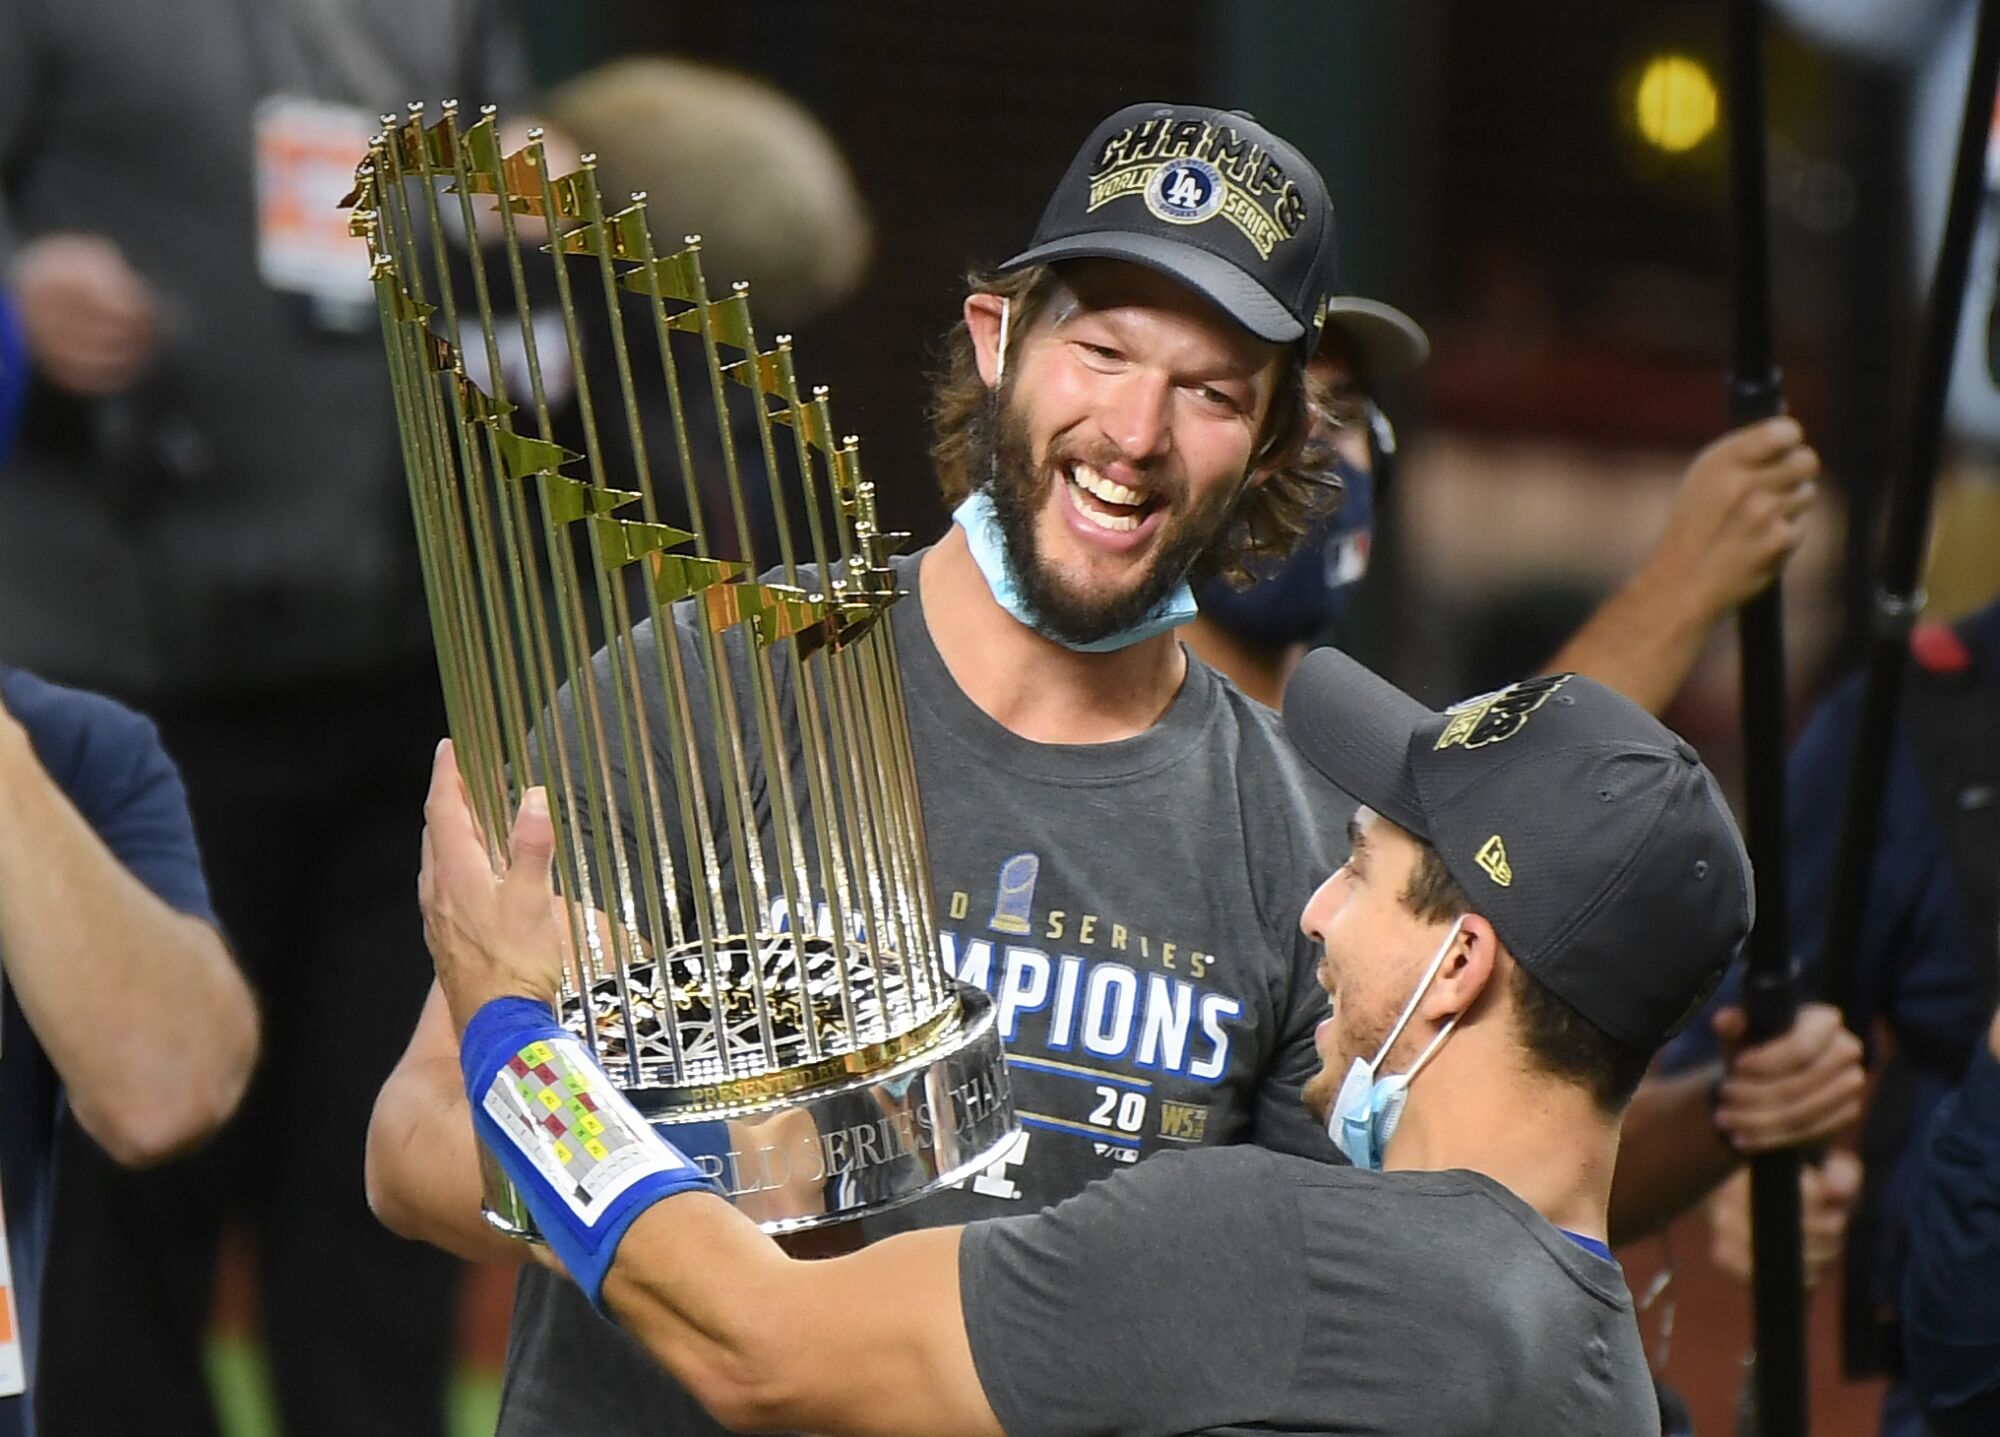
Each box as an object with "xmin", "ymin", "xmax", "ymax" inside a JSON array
[{"xmin": 1144, "ymin": 158, "xmax": 1224, "ymax": 225}]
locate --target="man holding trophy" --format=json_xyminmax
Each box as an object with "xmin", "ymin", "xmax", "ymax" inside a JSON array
[
  {"xmin": 418, "ymin": 651, "xmax": 1750, "ymax": 1435},
  {"xmin": 362, "ymin": 99, "xmax": 1853, "ymax": 1434}
]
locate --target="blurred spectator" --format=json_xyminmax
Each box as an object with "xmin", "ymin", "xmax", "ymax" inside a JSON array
[
  {"xmin": 1902, "ymin": 996, "xmax": 2000, "ymax": 1436},
  {"xmin": 1186, "ymin": 304, "xmax": 1820, "ymax": 721},
  {"xmin": 525, "ymin": 56, "xmax": 874, "ymax": 574},
  {"xmin": 1649, "ymin": 596, "xmax": 2000, "ymax": 1437},
  {"xmin": 0, "ymin": 666, "xmax": 256, "ymax": 1437},
  {"xmin": 542, "ymin": 56, "xmax": 872, "ymax": 335},
  {"xmin": 1184, "ymin": 298, "xmax": 1420, "ymax": 705},
  {"xmin": 0, "ymin": 1, "xmax": 529, "ymax": 1433}
]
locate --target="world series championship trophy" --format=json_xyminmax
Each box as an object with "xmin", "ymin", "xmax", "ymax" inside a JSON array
[{"xmin": 345, "ymin": 102, "xmax": 1015, "ymax": 1235}]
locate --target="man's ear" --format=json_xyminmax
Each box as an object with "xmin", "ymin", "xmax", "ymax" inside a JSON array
[
  {"xmin": 1239, "ymin": 354, "xmax": 1301, "ymax": 490},
  {"xmin": 1430, "ymin": 914, "xmax": 1500, "ymax": 1025},
  {"xmin": 965, "ymin": 292, "xmax": 1008, "ymax": 389}
]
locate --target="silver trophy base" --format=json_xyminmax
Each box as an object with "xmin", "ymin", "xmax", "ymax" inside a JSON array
[{"xmin": 480, "ymin": 983, "xmax": 1015, "ymax": 1237}]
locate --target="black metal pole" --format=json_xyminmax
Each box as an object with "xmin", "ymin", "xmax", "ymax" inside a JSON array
[
  {"xmin": 1725, "ymin": 4, "xmax": 1807, "ymax": 1434},
  {"xmin": 1820, "ymin": 0, "xmax": 2000, "ymax": 1025}
]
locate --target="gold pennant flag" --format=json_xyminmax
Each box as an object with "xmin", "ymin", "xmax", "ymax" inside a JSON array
[
  {"xmin": 591, "ymin": 516, "xmax": 696, "ymax": 568},
  {"xmin": 648, "ymin": 552, "xmax": 747, "ymax": 606},
  {"xmin": 539, "ymin": 473, "xmax": 637, "ymax": 523},
  {"xmin": 493, "ymin": 432, "xmax": 584, "ymax": 483}
]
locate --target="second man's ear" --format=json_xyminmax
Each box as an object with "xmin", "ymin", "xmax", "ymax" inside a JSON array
[{"xmin": 964, "ymin": 292, "xmax": 1011, "ymax": 389}]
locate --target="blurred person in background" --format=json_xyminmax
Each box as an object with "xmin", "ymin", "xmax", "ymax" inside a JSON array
[
  {"xmin": 541, "ymin": 56, "xmax": 872, "ymax": 338},
  {"xmin": 1902, "ymin": 990, "xmax": 2000, "ymax": 1435},
  {"xmin": 0, "ymin": 1, "xmax": 530, "ymax": 1433},
  {"xmin": 1665, "ymin": 593, "xmax": 2000, "ymax": 1437},
  {"xmin": 1186, "ymin": 299, "xmax": 1829, "ymax": 722},
  {"xmin": 0, "ymin": 665, "xmax": 257, "ymax": 1437},
  {"xmin": 534, "ymin": 54, "xmax": 875, "ymax": 572}
]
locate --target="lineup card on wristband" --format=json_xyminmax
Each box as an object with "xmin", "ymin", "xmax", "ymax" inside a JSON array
[{"xmin": 482, "ymin": 1036, "xmax": 686, "ymax": 1225}]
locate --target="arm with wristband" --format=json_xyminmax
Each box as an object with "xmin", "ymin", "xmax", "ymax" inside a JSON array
[
  {"xmin": 420, "ymin": 740, "xmax": 1001, "ymax": 1437},
  {"xmin": 456, "ymin": 993, "xmax": 715, "ymax": 1306}
]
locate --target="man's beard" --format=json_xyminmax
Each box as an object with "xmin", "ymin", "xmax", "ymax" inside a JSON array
[
  {"xmin": 1301, "ymin": 1061, "xmax": 1342, "ymax": 1127},
  {"xmin": 970, "ymin": 384, "xmax": 1244, "ymax": 647}
]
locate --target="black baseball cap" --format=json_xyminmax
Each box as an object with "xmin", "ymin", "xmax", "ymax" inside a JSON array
[
  {"xmin": 1321, "ymin": 296, "xmax": 1430, "ymax": 382},
  {"xmin": 999, "ymin": 103, "xmax": 1341, "ymax": 352},
  {"xmin": 1281, "ymin": 650, "xmax": 1753, "ymax": 1052}
]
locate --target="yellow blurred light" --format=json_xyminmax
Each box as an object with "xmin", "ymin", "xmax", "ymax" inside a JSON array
[{"xmin": 1635, "ymin": 54, "xmax": 1718, "ymax": 153}]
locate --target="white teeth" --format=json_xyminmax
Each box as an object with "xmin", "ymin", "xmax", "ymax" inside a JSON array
[
  {"xmin": 1071, "ymin": 463, "xmax": 1145, "ymax": 507},
  {"xmin": 1066, "ymin": 472, "xmax": 1142, "ymax": 531}
]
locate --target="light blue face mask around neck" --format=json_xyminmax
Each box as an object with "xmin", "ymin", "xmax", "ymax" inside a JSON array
[
  {"xmin": 1327, "ymin": 916, "xmax": 1467, "ymax": 1171},
  {"xmin": 951, "ymin": 487, "xmax": 1198, "ymax": 653}
]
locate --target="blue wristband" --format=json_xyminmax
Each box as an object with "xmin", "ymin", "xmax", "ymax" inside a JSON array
[{"xmin": 461, "ymin": 996, "xmax": 716, "ymax": 1309}]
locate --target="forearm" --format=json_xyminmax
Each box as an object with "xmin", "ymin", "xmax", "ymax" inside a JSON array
[
  {"xmin": 0, "ymin": 727, "xmax": 256, "ymax": 1164},
  {"xmin": 604, "ymin": 1207, "xmax": 990, "ymax": 1437},
  {"xmin": 1546, "ymin": 564, "xmax": 1716, "ymax": 717},
  {"xmin": 599, "ymin": 1194, "xmax": 825, "ymax": 1433},
  {"xmin": 367, "ymin": 985, "xmax": 529, "ymax": 1264},
  {"xmin": 1609, "ymin": 1063, "xmax": 1738, "ymax": 1245}
]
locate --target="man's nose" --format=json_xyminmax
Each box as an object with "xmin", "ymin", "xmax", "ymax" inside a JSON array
[
  {"xmin": 1096, "ymin": 369, "xmax": 1172, "ymax": 463},
  {"xmin": 1299, "ymin": 870, "xmax": 1341, "ymax": 941}
]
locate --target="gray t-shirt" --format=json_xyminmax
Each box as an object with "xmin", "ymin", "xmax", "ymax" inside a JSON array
[
  {"xmin": 495, "ymin": 548, "xmax": 1351, "ymax": 1436},
  {"xmin": 962, "ymin": 1146, "xmax": 1659, "ymax": 1437}
]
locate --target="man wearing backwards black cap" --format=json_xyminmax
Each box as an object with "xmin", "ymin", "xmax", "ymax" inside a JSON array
[{"xmin": 417, "ymin": 654, "xmax": 1745, "ymax": 1436}]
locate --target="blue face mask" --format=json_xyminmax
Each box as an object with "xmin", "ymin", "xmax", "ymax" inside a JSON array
[
  {"xmin": 952, "ymin": 487, "xmax": 1198, "ymax": 653},
  {"xmin": 1188, "ymin": 454, "xmax": 1373, "ymax": 647},
  {"xmin": 1327, "ymin": 916, "xmax": 1466, "ymax": 1170}
]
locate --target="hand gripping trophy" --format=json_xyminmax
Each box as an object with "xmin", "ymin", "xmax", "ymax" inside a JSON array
[{"xmin": 346, "ymin": 102, "xmax": 1014, "ymax": 1234}]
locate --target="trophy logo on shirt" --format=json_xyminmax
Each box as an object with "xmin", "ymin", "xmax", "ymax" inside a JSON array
[
  {"xmin": 345, "ymin": 102, "xmax": 1014, "ymax": 1235},
  {"xmin": 988, "ymin": 852, "xmax": 1040, "ymax": 936}
]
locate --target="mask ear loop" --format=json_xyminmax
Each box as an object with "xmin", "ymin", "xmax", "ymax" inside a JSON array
[
  {"xmin": 994, "ymin": 297, "xmax": 1012, "ymax": 387},
  {"xmin": 1366, "ymin": 915, "xmax": 1467, "ymax": 1072}
]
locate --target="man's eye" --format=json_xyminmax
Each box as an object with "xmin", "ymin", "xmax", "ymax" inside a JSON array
[{"xmin": 1193, "ymin": 385, "xmax": 1239, "ymax": 411}]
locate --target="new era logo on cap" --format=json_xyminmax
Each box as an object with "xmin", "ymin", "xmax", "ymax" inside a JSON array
[{"xmin": 1001, "ymin": 104, "xmax": 1341, "ymax": 351}]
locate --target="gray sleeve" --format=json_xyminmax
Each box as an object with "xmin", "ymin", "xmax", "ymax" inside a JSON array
[{"xmin": 958, "ymin": 1149, "xmax": 1306, "ymax": 1437}]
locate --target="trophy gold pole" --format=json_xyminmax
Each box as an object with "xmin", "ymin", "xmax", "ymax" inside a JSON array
[{"xmin": 346, "ymin": 103, "xmax": 1014, "ymax": 1233}]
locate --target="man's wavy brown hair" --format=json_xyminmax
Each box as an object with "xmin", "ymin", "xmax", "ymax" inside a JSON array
[{"xmin": 926, "ymin": 263, "xmax": 1340, "ymax": 587}]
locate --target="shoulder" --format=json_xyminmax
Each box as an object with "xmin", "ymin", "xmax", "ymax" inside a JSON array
[
  {"xmin": 1200, "ymin": 659, "xmax": 1350, "ymax": 820},
  {"xmin": 1, "ymin": 667, "xmax": 168, "ymax": 801},
  {"xmin": 1068, "ymin": 1144, "xmax": 1336, "ymax": 1239},
  {"xmin": 1195, "ymin": 659, "xmax": 1352, "ymax": 913}
]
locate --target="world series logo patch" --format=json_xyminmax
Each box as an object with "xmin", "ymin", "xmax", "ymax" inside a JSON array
[{"xmin": 1144, "ymin": 159, "xmax": 1224, "ymax": 225}]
